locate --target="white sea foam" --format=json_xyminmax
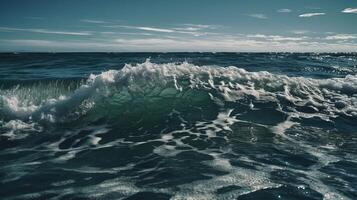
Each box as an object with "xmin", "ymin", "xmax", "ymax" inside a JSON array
[
  {"xmin": 271, "ymin": 117, "xmax": 299, "ymax": 137},
  {"xmin": 0, "ymin": 119, "xmax": 41, "ymax": 139},
  {"xmin": 0, "ymin": 59, "xmax": 356, "ymax": 126}
]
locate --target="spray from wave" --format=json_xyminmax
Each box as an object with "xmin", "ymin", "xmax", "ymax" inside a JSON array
[{"xmin": 1, "ymin": 59, "xmax": 357, "ymax": 138}]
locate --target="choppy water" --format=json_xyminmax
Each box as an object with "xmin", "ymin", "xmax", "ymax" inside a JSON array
[{"xmin": 0, "ymin": 52, "xmax": 357, "ymax": 200}]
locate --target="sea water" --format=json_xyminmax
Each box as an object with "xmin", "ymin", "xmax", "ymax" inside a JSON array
[{"xmin": 0, "ymin": 52, "xmax": 356, "ymax": 199}]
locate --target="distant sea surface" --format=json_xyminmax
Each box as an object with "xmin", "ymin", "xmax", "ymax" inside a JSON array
[{"xmin": 1, "ymin": 52, "xmax": 357, "ymax": 200}]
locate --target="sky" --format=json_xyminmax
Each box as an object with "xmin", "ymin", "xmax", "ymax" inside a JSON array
[{"xmin": 0, "ymin": 0, "xmax": 357, "ymax": 52}]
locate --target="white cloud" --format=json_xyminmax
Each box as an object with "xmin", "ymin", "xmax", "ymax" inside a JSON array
[
  {"xmin": 103, "ymin": 24, "xmax": 217, "ymax": 37},
  {"xmin": 135, "ymin": 27, "xmax": 174, "ymax": 33},
  {"xmin": 299, "ymin": 13, "xmax": 325, "ymax": 18},
  {"xmin": 247, "ymin": 14, "xmax": 268, "ymax": 19},
  {"xmin": 326, "ymin": 34, "xmax": 357, "ymax": 40},
  {"xmin": 109, "ymin": 25, "xmax": 175, "ymax": 33},
  {"xmin": 31, "ymin": 29, "xmax": 91, "ymax": 36},
  {"xmin": 115, "ymin": 38, "xmax": 177, "ymax": 46},
  {"xmin": 278, "ymin": 9, "xmax": 292, "ymax": 13},
  {"xmin": 0, "ymin": 27, "xmax": 91, "ymax": 36},
  {"xmin": 118, "ymin": 32, "xmax": 153, "ymax": 36},
  {"xmin": 80, "ymin": 19, "xmax": 110, "ymax": 24},
  {"xmin": 2, "ymin": 36, "xmax": 357, "ymax": 52},
  {"xmin": 175, "ymin": 24, "xmax": 219, "ymax": 31},
  {"xmin": 290, "ymin": 30, "xmax": 311, "ymax": 35},
  {"xmin": 342, "ymin": 8, "xmax": 357, "ymax": 14},
  {"xmin": 171, "ymin": 24, "xmax": 220, "ymax": 36},
  {"xmin": 173, "ymin": 27, "xmax": 199, "ymax": 31},
  {"xmin": 101, "ymin": 32, "xmax": 153, "ymax": 36},
  {"xmin": 247, "ymin": 34, "xmax": 307, "ymax": 41}
]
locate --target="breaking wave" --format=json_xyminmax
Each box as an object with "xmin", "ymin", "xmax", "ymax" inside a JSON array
[
  {"xmin": 1, "ymin": 59, "xmax": 357, "ymax": 137},
  {"xmin": 1, "ymin": 58, "xmax": 357, "ymax": 199}
]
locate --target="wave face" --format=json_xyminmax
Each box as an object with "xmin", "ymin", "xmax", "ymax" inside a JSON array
[{"xmin": 1, "ymin": 53, "xmax": 357, "ymax": 200}]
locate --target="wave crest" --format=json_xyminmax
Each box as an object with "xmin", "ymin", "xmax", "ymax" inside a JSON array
[{"xmin": 1, "ymin": 59, "xmax": 357, "ymax": 132}]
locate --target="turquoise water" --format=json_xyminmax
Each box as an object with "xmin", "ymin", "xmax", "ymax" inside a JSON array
[{"xmin": 0, "ymin": 53, "xmax": 357, "ymax": 199}]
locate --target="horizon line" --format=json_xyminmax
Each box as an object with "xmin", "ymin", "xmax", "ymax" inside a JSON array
[{"xmin": 1, "ymin": 51, "xmax": 356, "ymax": 54}]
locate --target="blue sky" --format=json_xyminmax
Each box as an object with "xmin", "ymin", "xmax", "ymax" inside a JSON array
[{"xmin": 0, "ymin": 0, "xmax": 356, "ymax": 52}]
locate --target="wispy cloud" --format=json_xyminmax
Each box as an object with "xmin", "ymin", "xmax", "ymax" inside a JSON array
[
  {"xmin": 115, "ymin": 38, "xmax": 178, "ymax": 46},
  {"xmin": 290, "ymin": 30, "xmax": 311, "ymax": 35},
  {"xmin": 342, "ymin": 8, "xmax": 357, "ymax": 14},
  {"xmin": 299, "ymin": 13, "xmax": 325, "ymax": 18},
  {"xmin": 130, "ymin": 26, "xmax": 174, "ymax": 33},
  {"xmin": 102, "ymin": 24, "xmax": 217, "ymax": 37},
  {"xmin": 104, "ymin": 25, "xmax": 175, "ymax": 33},
  {"xmin": 170, "ymin": 24, "xmax": 220, "ymax": 36},
  {"xmin": 0, "ymin": 27, "xmax": 92, "ymax": 36},
  {"xmin": 80, "ymin": 19, "xmax": 110, "ymax": 24},
  {"xmin": 326, "ymin": 34, "xmax": 357, "ymax": 40},
  {"xmin": 173, "ymin": 27, "xmax": 203, "ymax": 32},
  {"xmin": 174, "ymin": 24, "xmax": 219, "ymax": 31},
  {"xmin": 100, "ymin": 31, "xmax": 153, "ymax": 36},
  {"xmin": 247, "ymin": 14, "xmax": 268, "ymax": 19},
  {"xmin": 278, "ymin": 9, "xmax": 292, "ymax": 13},
  {"xmin": 247, "ymin": 34, "xmax": 307, "ymax": 41},
  {"xmin": 3, "ymin": 36, "xmax": 356, "ymax": 52}
]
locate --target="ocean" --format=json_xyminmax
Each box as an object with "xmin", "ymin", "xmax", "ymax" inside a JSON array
[{"xmin": 0, "ymin": 52, "xmax": 356, "ymax": 199}]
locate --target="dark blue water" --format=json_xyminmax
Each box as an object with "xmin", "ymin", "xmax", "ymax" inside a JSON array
[{"xmin": 0, "ymin": 53, "xmax": 357, "ymax": 199}]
